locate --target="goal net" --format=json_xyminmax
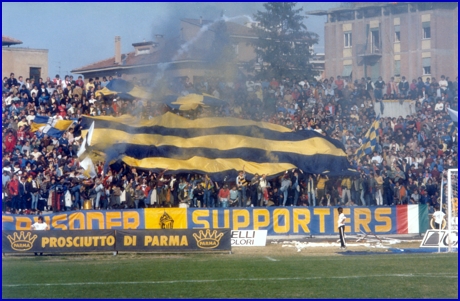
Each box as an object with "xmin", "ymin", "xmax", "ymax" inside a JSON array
[{"xmin": 446, "ymin": 169, "xmax": 458, "ymax": 252}]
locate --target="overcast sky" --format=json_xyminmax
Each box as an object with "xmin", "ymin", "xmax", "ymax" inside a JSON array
[{"xmin": 2, "ymin": 2, "xmax": 340, "ymax": 78}]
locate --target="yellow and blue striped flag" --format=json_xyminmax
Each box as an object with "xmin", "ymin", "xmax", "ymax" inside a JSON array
[
  {"xmin": 162, "ymin": 93, "xmax": 226, "ymax": 111},
  {"xmin": 30, "ymin": 116, "xmax": 74, "ymax": 138},
  {"xmin": 95, "ymin": 79, "xmax": 153, "ymax": 100},
  {"xmin": 81, "ymin": 113, "xmax": 356, "ymax": 180},
  {"xmin": 355, "ymin": 117, "xmax": 380, "ymax": 160}
]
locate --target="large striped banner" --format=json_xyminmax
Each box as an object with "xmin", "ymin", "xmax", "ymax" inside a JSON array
[
  {"xmin": 2, "ymin": 206, "xmax": 429, "ymax": 235},
  {"xmin": 80, "ymin": 112, "xmax": 356, "ymax": 180}
]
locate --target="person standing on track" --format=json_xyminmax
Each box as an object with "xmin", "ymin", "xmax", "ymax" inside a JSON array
[
  {"xmin": 31, "ymin": 216, "xmax": 49, "ymax": 256},
  {"xmin": 432, "ymin": 204, "xmax": 445, "ymax": 229},
  {"xmin": 337, "ymin": 207, "xmax": 347, "ymax": 250}
]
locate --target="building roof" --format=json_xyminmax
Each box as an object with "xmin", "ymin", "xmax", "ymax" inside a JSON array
[
  {"xmin": 307, "ymin": 2, "xmax": 399, "ymax": 15},
  {"xmin": 71, "ymin": 37, "xmax": 207, "ymax": 74},
  {"xmin": 2, "ymin": 35, "xmax": 23, "ymax": 46},
  {"xmin": 307, "ymin": 2, "xmax": 457, "ymax": 16},
  {"xmin": 72, "ymin": 18, "xmax": 256, "ymax": 74},
  {"xmin": 72, "ymin": 50, "xmax": 164, "ymax": 73}
]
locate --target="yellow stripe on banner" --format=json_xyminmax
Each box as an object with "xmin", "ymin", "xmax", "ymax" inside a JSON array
[
  {"xmin": 95, "ymin": 87, "xmax": 117, "ymax": 97},
  {"xmin": 29, "ymin": 120, "xmax": 73, "ymax": 132},
  {"xmin": 88, "ymin": 129, "xmax": 347, "ymax": 157},
  {"xmin": 178, "ymin": 103, "xmax": 201, "ymax": 111},
  {"xmin": 83, "ymin": 112, "xmax": 293, "ymax": 133},
  {"xmin": 122, "ymin": 156, "xmax": 296, "ymax": 175},
  {"xmin": 129, "ymin": 86, "xmax": 154, "ymax": 99},
  {"xmin": 54, "ymin": 120, "xmax": 74, "ymax": 131},
  {"xmin": 30, "ymin": 122, "xmax": 46, "ymax": 132},
  {"xmin": 144, "ymin": 208, "xmax": 187, "ymax": 229}
]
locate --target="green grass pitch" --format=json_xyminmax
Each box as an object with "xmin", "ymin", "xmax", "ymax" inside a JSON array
[{"xmin": 2, "ymin": 252, "xmax": 458, "ymax": 298}]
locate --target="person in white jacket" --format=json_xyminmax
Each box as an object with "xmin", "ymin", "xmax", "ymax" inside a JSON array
[{"xmin": 337, "ymin": 207, "xmax": 347, "ymax": 250}]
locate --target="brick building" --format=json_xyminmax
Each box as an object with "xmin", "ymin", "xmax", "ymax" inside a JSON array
[
  {"xmin": 307, "ymin": 2, "xmax": 458, "ymax": 82},
  {"xmin": 2, "ymin": 35, "xmax": 49, "ymax": 82}
]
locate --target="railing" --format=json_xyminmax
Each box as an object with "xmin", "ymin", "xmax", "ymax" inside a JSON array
[{"xmin": 356, "ymin": 43, "xmax": 382, "ymax": 57}]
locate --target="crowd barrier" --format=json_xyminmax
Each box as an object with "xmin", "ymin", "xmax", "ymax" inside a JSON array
[
  {"xmin": 1, "ymin": 205, "xmax": 429, "ymax": 235},
  {"xmin": 2, "ymin": 229, "xmax": 231, "ymax": 253}
]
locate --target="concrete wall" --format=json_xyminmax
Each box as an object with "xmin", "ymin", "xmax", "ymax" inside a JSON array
[{"xmin": 2, "ymin": 47, "xmax": 48, "ymax": 80}]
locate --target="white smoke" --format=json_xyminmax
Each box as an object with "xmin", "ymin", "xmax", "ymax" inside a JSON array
[{"xmin": 152, "ymin": 14, "xmax": 255, "ymax": 87}]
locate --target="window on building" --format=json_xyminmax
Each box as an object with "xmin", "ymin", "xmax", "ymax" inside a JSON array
[
  {"xmin": 394, "ymin": 25, "xmax": 400, "ymax": 42},
  {"xmin": 422, "ymin": 22, "xmax": 431, "ymax": 39},
  {"xmin": 371, "ymin": 30, "xmax": 380, "ymax": 53},
  {"xmin": 344, "ymin": 32, "xmax": 352, "ymax": 48},
  {"xmin": 422, "ymin": 57, "xmax": 431, "ymax": 75},
  {"xmin": 29, "ymin": 67, "xmax": 41, "ymax": 83},
  {"xmin": 394, "ymin": 60, "xmax": 401, "ymax": 77},
  {"xmin": 342, "ymin": 65, "xmax": 352, "ymax": 77},
  {"xmin": 423, "ymin": 66, "xmax": 431, "ymax": 75}
]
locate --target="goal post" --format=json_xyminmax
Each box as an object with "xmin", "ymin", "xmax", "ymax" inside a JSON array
[{"xmin": 446, "ymin": 168, "xmax": 458, "ymax": 252}]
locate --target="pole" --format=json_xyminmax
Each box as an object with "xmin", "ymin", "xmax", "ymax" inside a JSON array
[
  {"xmin": 447, "ymin": 169, "xmax": 453, "ymax": 253},
  {"xmin": 437, "ymin": 178, "xmax": 444, "ymax": 253}
]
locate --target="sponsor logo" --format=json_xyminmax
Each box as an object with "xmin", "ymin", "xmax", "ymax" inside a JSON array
[
  {"xmin": 193, "ymin": 229, "xmax": 224, "ymax": 249},
  {"xmin": 7, "ymin": 231, "xmax": 38, "ymax": 251},
  {"xmin": 160, "ymin": 211, "xmax": 174, "ymax": 229},
  {"xmin": 421, "ymin": 230, "xmax": 458, "ymax": 248}
]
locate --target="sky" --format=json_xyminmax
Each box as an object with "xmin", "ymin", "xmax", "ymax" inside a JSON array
[{"xmin": 2, "ymin": 2, "xmax": 340, "ymax": 79}]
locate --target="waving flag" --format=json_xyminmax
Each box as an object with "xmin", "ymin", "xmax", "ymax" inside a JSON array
[
  {"xmin": 79, "ymin": 156, "xmax": 97, "ymax": 178},
  {"xmin": 95, "ymin": 79, "xmax": 153, "ymax": 100},
  {"xmin": 355, "ymin": 117, "xmax": 380, "ymax": 160},
  {"xmin": 80, "ymin": 113, "xmax": 355, "ymax": 180},
  {"xmin": 162, "ymin": 93, "xmax": 226, "ymax": 111},
  {"xmin": 447, "ymin": 108, "xmax": 458, "ymax": 134},
  {"xmin": 447, "ymin": 108, "xmax": 458, "ymax": 124},
  {"xmin": 30, "ymin": 116, "xmax": 73, "ymax": 138},
  {"xmin": 77, "ymin": 121, "xmax": 95, "ymax": 158}
]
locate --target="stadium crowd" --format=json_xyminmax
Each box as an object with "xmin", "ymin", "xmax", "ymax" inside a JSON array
[{"xmin": 2, "ymin": 70, "xmax": 458, "ymax": 215}]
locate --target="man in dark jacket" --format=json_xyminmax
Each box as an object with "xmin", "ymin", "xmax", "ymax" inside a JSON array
[
  {"xmin": 25, "ymin": 174, "xmax": 40, "ymax": 210},
  {"xmin": 290, "ymin": 169, "xmax": 304, "ymax": 206},
  {"xmin": 18, "ymin": 174, "xmax": 28, "ymax": 210},
  {"xmin": 382, "ymin": 172, "xmax": 393, "ymax": 206}
]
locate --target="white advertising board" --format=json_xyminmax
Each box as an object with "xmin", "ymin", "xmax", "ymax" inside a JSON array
[
  {"xmin": 420, "ymin": 230, "xmax": 458, "ymax": 248},
  {"xmin": 231, "ymin": 230, "xmax": 267, "ymax": 247}
]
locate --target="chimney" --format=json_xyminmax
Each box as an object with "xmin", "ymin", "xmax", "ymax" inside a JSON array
[
  {"xmin": 115, "ymin": 36, "xmax": 121, "ymax": 64},
  {"xmin": 199, "ymin": 16, "xmax": 203, "ymax": 25}
]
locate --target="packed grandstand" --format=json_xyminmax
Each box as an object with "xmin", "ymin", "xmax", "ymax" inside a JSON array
[{"xmin": 2, "ymin": 72, "xmax": 458, "ymax": 215}]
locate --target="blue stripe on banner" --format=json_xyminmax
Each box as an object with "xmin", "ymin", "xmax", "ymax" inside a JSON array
[
  {"xmin": 100, "ymin": 143, "xmax": 349, "ymax": 175},
  {"xmin": 44, "ymin": 128, "xmax": 66, "ymax": 138},
  {"xmin": 105, "ymin": 79, "xmax": 134, "ymax": 93},
  {"xmin": 33, "ymin": 115, "xmax": 50, "ymax": 123},
  {"xmin": 81, "ymin": 118, "xmax": 345, "ymax": 150}
]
